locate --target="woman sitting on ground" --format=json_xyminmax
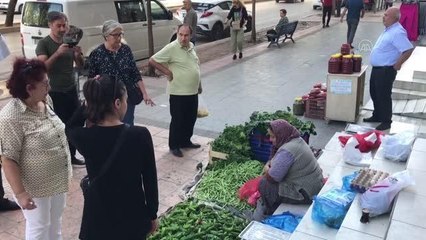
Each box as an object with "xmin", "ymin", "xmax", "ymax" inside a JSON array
[
  {"xmin": 253, "ymin": 119, "xmax": 324, "ymax": 221},
  {"xmin": 266, "ymin": 9, "xmax": 289, "ymax": 41}
]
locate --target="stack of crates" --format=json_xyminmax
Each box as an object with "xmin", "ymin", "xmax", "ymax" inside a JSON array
[{"xmin": 304, "ymin": 98, "xmax": 326, "ymax": 119}]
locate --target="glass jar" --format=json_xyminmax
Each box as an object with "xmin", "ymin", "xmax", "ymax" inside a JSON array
[
  {"xmin": 342, "ymin": 55, "xmax": 353, "ymax": 74},
  {"xmin": 353, "ymin": 55, "xmax": 362, "ymax": 72},
  {"xmin": 341, "ymin": 44, "xmax": 351, "ymax": 55},
  {"xmin": 328, "ymin": 54, "xmax": 341, "ymax": 74}
]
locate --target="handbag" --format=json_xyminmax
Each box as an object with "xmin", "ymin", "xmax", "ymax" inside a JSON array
[
  {"xmin": 231, "ymin": 20, "xmax": 241, "ymax": 30},
  {"xmin": 80, "ymin": 125, "xmax": 129, "ymax": 198},
  {"xmin": 124, "ymin": 81, "xmax": 144, "ymax": 105},
  {"xmin": 108, "ymin": 53, "xmax": 144, "ymax": 105}
]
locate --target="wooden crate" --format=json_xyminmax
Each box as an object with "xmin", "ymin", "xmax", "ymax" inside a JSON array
[{"xmin": 208, "ymin": 144, "xmax": 228, "ymax": 164}]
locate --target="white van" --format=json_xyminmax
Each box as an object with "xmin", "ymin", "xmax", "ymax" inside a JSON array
[{"xmin": 20, "ymin": 0, "xmax": 181, "ymax": 60}]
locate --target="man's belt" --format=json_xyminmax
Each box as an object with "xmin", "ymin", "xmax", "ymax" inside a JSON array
[{"xmin": 372, "ymin": 66, "xmax": 393, "ymax": 69}]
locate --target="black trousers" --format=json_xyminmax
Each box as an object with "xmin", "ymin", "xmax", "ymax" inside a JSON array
[
  {"xmin": 266, "ymin": 29, "xmax": 277, "ymax": 41},
  {"xmin": 0, "ymin": 166, "xmax": 4, "ymax": 199},
  {"xmin": 369, "ymin": 66, "xmax": 397, "ymax": 123},
  {"xmin": 169, "ymin": 94, "xmax": 198, "ymax": 149},
  {"xmin": 322, "ymin": 6, "xmax": 332, "ymax": 26},
  {"xmin": 49, "ymin": 87, "xmax": 81, "ymax": 157}
]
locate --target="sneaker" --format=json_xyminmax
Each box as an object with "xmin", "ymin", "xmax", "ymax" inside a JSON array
[
  {"xmin": 322, "ymin": 24, "xmax": 325, "ymax": 28},
  {"xmin": 71, "ymin": 156, "xmax": 85, "ymax": 167},
  {"xmin": 376, "ymin": 122, "xmax": 391, "ymax": 131},
  {"xmin": 363, "ymin": 116, "xmax": 380, "ymax": 123},
  {"xmin": 232, "ymin": 54, "xmax": 237, "ymax": 60},
  {"xmin": 326, "ymin": 24, "xmax": 330, "ymax": 27},
  {"xmin": 182, "ymin": 143, "xmax": 201, "ymax": 149},
  {"xmin": 170, "ymin": 148, "xmax": 183, "ymax": 157},
  {"xmin": 350, "ymin": 45, "xmax": 354, "ymax": 49},
  {"xmin": 0, "ymin": 198, "xmax": 20, "ymax": 211},
  {"xmin": 239, "ymin": 52, "xmax": 243, "ymax": 59}
]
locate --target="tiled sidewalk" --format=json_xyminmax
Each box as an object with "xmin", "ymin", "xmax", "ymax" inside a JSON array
[{"xmin": 0, "ymin": 125, "xmax": 211, "ymax": 240}]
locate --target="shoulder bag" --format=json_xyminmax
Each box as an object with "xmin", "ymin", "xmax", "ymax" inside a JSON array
[
  {"xmin": 109, "ymin": 54, "xmax": 144, "ymax": 105},
  {"xmin": 80, "ymin": 125, "xmax": 129, "ymax": 198}
]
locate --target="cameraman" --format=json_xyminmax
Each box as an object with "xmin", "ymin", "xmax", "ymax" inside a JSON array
[{"xmin": 36, "ymin": 11, "xmax": 85, "ymax": 166}]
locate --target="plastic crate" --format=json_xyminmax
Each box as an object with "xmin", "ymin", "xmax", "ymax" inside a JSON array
[{"xmin": 304, "ymin": 99, "xmax": 326, "ymax": 119}]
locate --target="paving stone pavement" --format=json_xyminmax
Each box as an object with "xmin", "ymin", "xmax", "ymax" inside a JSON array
[{"xmin": 0, "ymin": 126, "xmax": 211, "ymax": 240}]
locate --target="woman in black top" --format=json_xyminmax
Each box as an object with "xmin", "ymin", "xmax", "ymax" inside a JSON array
[
  {"xmin": 225, "ymin": 0, "xmax": 249, "ymax": 60},
  {"xmin": 67, "ymin": 75, "xmax": 159, "ymax": 240}
]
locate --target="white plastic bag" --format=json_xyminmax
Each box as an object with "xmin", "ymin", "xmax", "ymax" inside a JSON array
[
  {"xmin": 382, "ymin": 132, "xmax": 416, "ymax": 162},
  {"xmin": 197, "ymin": 95, "xmax": 209, "ymax": 118},
  {"xmin": 360, "ymin": 170, "xmax": 415, "ymax": 217},
  {"xmin": 343, "ymin": 137, "xmax": 373, "ymax": 167}
]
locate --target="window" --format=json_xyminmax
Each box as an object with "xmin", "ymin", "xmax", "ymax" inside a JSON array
[
  {"xmin": 193, "ymin": 3, "xmax": 215, "ymax": 11},
  {"xmin": 22, "ymin": 2, "xmax": 63, "ymax": 28},
  {"xmin": 151, "ymin": 0, "xmax": 168, "ymax": 20},
  {"xmin": 115, "ymin": 1, "xmax": 146, "ymax": 23},
  {"xmin": 218, "ymin": 1, "xmax": 230, "ymax": 10}
]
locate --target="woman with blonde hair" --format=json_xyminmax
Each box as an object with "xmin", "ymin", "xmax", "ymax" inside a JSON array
[{"xmin": 225, "ymin": 0, "xmax": 249, "ymax": 60}]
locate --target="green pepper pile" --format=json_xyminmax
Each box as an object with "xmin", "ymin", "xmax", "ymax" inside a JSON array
[
  {"xmin": 149, "ymin": 200, "xmax": 248, "ymax": 240},
  {"xmin": 194, "ymin": 154, "xmax": 263, "ymax": 211}
]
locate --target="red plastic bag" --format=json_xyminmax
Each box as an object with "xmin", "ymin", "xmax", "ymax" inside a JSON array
[
  {"xmin": 338, "ymin": 130, "xmax": 383, "ymax": 153},
  {"xmin": 238, "ymin": 176, "xmax": 262, "ymax": 201}
]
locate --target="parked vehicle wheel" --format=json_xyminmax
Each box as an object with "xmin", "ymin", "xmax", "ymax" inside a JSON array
[
  {"xmin": 313, "ymin": 6, "xmax": 316, "ymax": 10},
  {"xmin": 211, "ymin": 23, "xmax": 224, "ymax": 41},
  {"xmin": 276, "ymin": 0, "xmax": 279, "ymax": 2}
]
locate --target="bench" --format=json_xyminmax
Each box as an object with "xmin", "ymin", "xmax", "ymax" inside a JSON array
[{"xmin": 266, "ymin": 21, "xmax": 298, "ymax": 48}]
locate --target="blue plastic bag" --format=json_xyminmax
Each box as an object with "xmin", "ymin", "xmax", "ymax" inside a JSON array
[
  {"xmin": 262, "ymin": 211, "xmax": 302, "ymax": 233},
  {"xmin": 342, "ymin": 171, "xmax": 358, "ymax": 192},
  {"xmin": 311, "ymin": 188, "xmax": 356, "ymax": 229}
]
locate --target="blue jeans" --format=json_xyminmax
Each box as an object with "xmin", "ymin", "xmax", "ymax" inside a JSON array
[
  {"xmin": 123, "ymin": 103, "xmax": 135, "ymax": 126},
  {"xmin": 346, "ymin": 18, "xmax": 359, "ymax": 45}
]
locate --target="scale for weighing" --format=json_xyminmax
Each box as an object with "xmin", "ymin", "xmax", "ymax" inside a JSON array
[{"xmin": 239, "ymin": 221, "xmax": 291, "ymax": 240}]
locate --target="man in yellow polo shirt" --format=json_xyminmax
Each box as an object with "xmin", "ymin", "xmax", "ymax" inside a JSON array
[{"xmin": 149, "ymin": 24, "xmax": 202, "ymax": 157}]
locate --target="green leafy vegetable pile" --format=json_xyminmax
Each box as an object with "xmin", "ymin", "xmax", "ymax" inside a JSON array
[
  {"xmin": 211, "ymin": 109, "xmax": 316, "ymax": 154},
  {"xmin": 149, "ymin": 200, "xmax": 248, "ymax": 240}
]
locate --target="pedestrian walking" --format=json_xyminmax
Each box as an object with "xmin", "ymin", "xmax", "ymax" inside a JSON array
[
  {"xmin": 322, "ymin": 0, "xmax": 333, "ymax": 28},
  {"xmin": 385, "ymin": 0, "xmax": 393, "ymax": 10},
  {"xmin": 67, "ymin": 75, "xmax": 159, "ymax": 240},
  {"xmin": 36, "ymin": 11, "xmax": 85, "ymax": 166},
  {"xmin": 183, "ymin": 0, "xmax": 198, "ymax": 44},
  {"xmin": 364, "ymin": 7, "xmax": 413, "ymax": 131},
  {"xmin": 88, "ymin": 20, "xmax": 154, "ymax": 126},
  {"xmin": 0, "ymin": 32, "xmax": 20, "ymax": 212},
  {"xmin": 149, "ymin": 24, "xmax": 202, "ymax": 158},
  {"xmin": 340, "ymin": 0, "xmax": 365, "ymax": 48},
  {"xmin": 225, "ymin": 0, "xmax": 249, "ymax": 60},
  {"xmin": 0, "ymin": 58, "xmax": 72, "ymax": 240}
]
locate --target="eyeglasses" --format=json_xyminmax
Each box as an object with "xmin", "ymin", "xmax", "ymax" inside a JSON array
[{"xmin": 109, "ymin": 32, "xmax": 124, "ymax": 38}]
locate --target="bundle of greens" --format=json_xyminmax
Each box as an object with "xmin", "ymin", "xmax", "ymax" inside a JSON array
[
  {"xmin": 210, "ymin": 124, "xmax": 251, "ymax": 157},
  {"xmin": 211, "ymin": 109, "xmax": 316, "ymax": 154},
  {"xmin": 149, "ymin": 200, "xmax": 248, "ymax": 240},
  {"xmin": 245, "ymin": 109, "xmax": 317, "ymax": 136}
]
